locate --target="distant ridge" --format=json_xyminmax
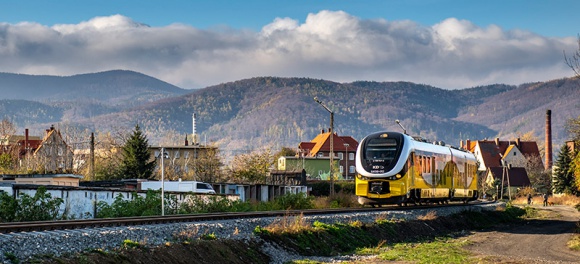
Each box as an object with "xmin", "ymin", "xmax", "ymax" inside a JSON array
[
  {"xmin": 0, "ymin": 69, "xmax": 188, "ymax": 105},
  {"xmin": 0, "ymin": 71, "xmax": 578, "ymax": 160}
]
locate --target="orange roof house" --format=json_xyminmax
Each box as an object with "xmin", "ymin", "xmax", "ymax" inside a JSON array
[{"xmin": 298, "ymin": 129, "xmax": 359, "ymax": 179}]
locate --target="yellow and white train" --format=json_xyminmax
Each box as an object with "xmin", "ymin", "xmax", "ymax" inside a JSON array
[{"xmin": 355, "ymin": 131, "xmax": 478, "ymax": 206}]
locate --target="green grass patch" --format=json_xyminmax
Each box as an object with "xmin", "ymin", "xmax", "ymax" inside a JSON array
[
  {"xmin": 569, "ymin": 235, "xmax": 580, "ymax": 251},
  {"xmin": 378, "ymin": 237, "xmax": 471, "ymax": 264},
  {"xmin": 122, "ymin": 239, "xmax": 141, "ymax": 249}
]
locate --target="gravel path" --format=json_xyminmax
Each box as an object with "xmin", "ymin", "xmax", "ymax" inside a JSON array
[{"xmin": 464, "ymin": 205, "xmax": 580, "ymax": 264}]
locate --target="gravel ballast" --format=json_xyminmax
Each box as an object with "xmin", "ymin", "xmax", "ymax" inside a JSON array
[{"xmin": 0, "ymin": 203, "xmax": 499, "ymax": 263}]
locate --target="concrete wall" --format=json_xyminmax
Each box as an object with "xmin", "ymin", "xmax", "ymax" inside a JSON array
[
  {"xmin": 4, "ymin": 182, "xmax": 309, "ymax": 219},
  {"xmin": 12, "ymin": 185, "xmax": 238, "ymax": 219}
]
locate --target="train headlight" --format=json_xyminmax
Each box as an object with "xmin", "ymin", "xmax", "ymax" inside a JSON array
[{"xmin": 395, "ymin": 174, "xmax": 402, "ymax": 179}]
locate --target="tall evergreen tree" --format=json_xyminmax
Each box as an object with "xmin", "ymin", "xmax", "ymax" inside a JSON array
[
  {"xmin": 552, "ymin": 144, "xmax": 575, "ymax": 194},
  {"xmin": 117, "ymin": 125, "xmax": 156, "ymax": 179}
]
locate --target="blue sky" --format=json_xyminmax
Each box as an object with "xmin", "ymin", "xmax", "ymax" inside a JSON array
[
  {"xmin": 1, "ymin": 0, "xmax": 579, "ymax": 89},
  {"xmin": 4, "ymin": 0, "xmax": 579, "ymax": 37}
]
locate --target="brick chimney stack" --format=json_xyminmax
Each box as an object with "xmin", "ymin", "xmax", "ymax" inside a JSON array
[{"xmin": 545, "ymin": 109, "xmax": 552, "ymax": 170}]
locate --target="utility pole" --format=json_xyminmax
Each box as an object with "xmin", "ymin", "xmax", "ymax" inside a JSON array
[
  {"xmin": 90, "ymin": 132, "xmax": 95, "ymax": 180},
  {"xmin": 344, "ymin": 143, "xmax": 349, "ymax": 180},
  {"xmin": 314, "ymin": 97, "xmax": 335, "ymax": 195},
  {"xmin": 161, "ymin": 147, "xmax": 165, "ymax": 216}
]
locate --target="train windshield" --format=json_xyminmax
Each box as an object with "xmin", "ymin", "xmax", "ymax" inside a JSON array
[
  {"xmin": 366, "ymin": 138, "xmax": 398, "ymax": 161},
  {"xmin": 362, "ymin": 133, "xmax": 404, "ymax": 174}
]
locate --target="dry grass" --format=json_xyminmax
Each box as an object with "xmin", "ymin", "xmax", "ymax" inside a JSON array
[
  {"xmin": 549, "ymin": 194, "xmax": 580, "ymax": 206},
  {"xmin": 173, "ymin": 226, "xmax": 200, "ymax": 241},
  {"xmin": 312, "ymin": 196, "xmax": 330, "ymax": 209},
  {"xmin": 263, "ymin": 212, "xmax": 310, "ymax": 234},
  {"xmin": 312, "ymin": 192, "xmax": 359, "ymax": 209},
  {"xmin": 417, "ymin": 211, "xmax": 438, "ymax": 221},
  {"xmin": 513, "ymin": 193, "xmax": 580, "ymax": 206},
  {"xmin": 495, "ymin": 205, "xmax": 506, "ymax": 211}
]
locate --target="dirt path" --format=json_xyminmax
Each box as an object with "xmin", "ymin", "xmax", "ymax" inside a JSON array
[{"xmin": 464, "ymin": 205, "xmax": 580, "ymax": 263}]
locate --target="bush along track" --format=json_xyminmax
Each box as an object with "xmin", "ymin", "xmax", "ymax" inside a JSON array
[{"xmin": 30, "ymin": 205, "xmax": 529, "ymax": 264}]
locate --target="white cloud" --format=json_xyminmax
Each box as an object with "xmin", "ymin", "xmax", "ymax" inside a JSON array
[{"xmin": 0, "ymin": 11, "xmax": 576, "ymax": 89}]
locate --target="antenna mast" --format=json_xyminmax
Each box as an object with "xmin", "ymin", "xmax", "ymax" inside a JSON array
[{"xmin": 395, "ymin": 120, "xmax": 407, "ymax": 135}]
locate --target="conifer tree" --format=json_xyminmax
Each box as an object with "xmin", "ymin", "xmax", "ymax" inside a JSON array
[
  {"xmin": 117, "ymin": 125, "xmax": 156, "ymax": 179},
  {"xmin": 552, "ymin": 144, "xmax": 575, "ymax": 194}
]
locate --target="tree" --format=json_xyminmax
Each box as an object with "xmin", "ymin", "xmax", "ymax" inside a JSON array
[
  {"xmin": 189, "ymin": 146, "xmax": 223, "ymax": 183},
  {"xmin": 552, "ymin": 144, "xmax": 576, "ymax": 194},
  {"xmin": 572, "ymin": 151, "xmax": 580, "ymax": 194},
  {"xmin": 566, "ymin": 116, "xmax": 580, "ymax": 145},
  {"xmin": 564, "ymin": 34, "xmax": 580, "ymax": 78},
  {"xmin": 275, "ymin": 147, "xmax": 298, "ymax": 159},
  {"xmin": 117, "ymin": 125, "xmax": 156, "ymax": 179},
  {"xmin": 0, "ymin": 118, "xmax": 16, "ymax": 138},
  {"xmin": 229, "ymin": 148, "xmax": 275, "ymax": 184},
  {"xmin": 87, "ymin": 131, "xmax": 124, "ymax": 181}
]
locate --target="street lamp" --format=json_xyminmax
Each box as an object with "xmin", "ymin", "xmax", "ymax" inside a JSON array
[
  {"xmin": 314, "ymin": 97, "xmax": 335, "ymax": 195},
  {"xmin": 344, "ymin": 143, "xmax": 349, "ymax": 180}
]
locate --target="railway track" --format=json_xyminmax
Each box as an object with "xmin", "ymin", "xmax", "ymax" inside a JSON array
[{"xmin": 0, "ymin": 200, "xmax": 492, "ymax": 234}]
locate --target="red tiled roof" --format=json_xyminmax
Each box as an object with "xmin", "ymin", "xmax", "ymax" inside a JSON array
[
  {"xmin": 299, "ymin": 132, "xmax": 359, "ymax": 157},
  {"xmin": 476, "ymin": 139, "xmax": 541, "ymax": 168},
  {"xmin": 488, "ymin": 167, "xmax": 531, "ymax": 187}
]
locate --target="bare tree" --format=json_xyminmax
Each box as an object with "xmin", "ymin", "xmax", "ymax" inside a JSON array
[
  {"xmin": 90, "ymin": 131, "xmax": 124, "ymax": 180},
  {"xmin": 189, "ymin": 146, "xmax": 223, "ymax": 183},
  {"xmin": 0, "ymin": 118, "xmax": 16, "ymax": 138},
  {"xmin": 564, "ymin": 34, "xmax": 580, "ymax": 78},
  {"xmin": 229, "ymin": 148, "xmax": 275, "ymax": 184}
]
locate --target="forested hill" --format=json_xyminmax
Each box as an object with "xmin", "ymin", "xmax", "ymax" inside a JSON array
[
  {"xmin": 82, "ymin": 77, "xmax": 524, "ymax": 157},
  {"xmin": 2, "ymin": 72, "xmax": 579, "ymax": 159},
  {"xmin": 0, "ymin": 70, "xmax": 188, "ymax": 106}
]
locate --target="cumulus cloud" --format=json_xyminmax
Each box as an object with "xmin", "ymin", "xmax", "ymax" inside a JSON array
[{"xmin": 0, "ymin": 11, "xmax": 576, "ymax": 89}]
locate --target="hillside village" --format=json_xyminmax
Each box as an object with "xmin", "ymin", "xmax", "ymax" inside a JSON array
[
  {"xmin": 0, "ymin": 72, "xmax": 579, "ymax": 220},
  {"xmin": 1, "ymin": 103, "xmax": 578, "ymax": 220}
]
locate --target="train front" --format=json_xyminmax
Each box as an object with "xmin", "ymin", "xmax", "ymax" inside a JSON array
[{"xmin": 355, "ymin": 131, "xmax": 411, "ymax": 205}]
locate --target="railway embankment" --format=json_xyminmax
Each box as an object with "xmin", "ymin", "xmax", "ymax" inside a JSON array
[{"xmin": 0, "ymin": 202, "xmax": 505, "ymax": 263}]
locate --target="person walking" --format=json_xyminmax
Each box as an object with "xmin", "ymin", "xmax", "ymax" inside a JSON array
[
  {"xmin": 527, "ymin": 193, "xmax": 532, "ymax": 205},
  {"xmin": 543, "ymin": 193, "xmax": 549, "ymax": 206}
]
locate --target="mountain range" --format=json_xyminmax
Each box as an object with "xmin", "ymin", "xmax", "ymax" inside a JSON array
[{"xmin": 0, "ymin": 70, "xmax": 578, "ymax": 159}]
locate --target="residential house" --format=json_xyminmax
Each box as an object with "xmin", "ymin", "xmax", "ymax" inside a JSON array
[
  {"xmin": 298, "ymin": 129, "xmax": 359, "ymax": 180},
  {"xmin": 485, "ymin": 167, "xmax": 531, "ymax": 198},
  {"xmin": 461, "ymin": 137, "xmax": 539, "ymax": 194},
  {"xmin": 277, "ymin": 156, "xmax": 339, "ymax": 180},
  {"xmin": 32, "ymin": 126, "xmax": 74, "ymax": 173},
  {"xmin": 149, "ymin": 136, "xmax": 219, "ymax": 182},
  {"xmin": 461, "ymin": 137, "xmax": 542, "ymax": 172},
  {"xmin": 0, "ymin": 129, "xmax": 42, "ymax": 168}
]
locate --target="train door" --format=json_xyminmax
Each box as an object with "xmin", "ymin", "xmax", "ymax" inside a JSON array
[
  {"xmin": 409, "ymin": 152, "xmax": 415, "ymax": 187},
  {"xmin": 431, "ymin": 155, "xmax": 438, "ymax": 198}
]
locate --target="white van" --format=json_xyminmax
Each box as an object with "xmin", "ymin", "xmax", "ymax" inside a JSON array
[{"xmin": 139, "ymin": 181, "xmax": 216, "ymax": 194}]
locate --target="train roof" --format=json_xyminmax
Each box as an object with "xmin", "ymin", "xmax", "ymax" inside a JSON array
[{"xmin": 406, "ymin": 134, "xmax": 475, "ymax": 158}]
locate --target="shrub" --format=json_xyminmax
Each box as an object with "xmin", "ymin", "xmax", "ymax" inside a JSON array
[
  {"xmin": 96, "ymin": 190, "xmax": 178, "ymax": 218},
  {"xmin": 307, "ymin": 181, "xmax": 355, "ymax": 196},
  {"xmin": 0, "ymin": 186, "xmax": 64, "ymax": 222},
  {"xmin": 122, "ymin": 239, "xmax": 141, "ymax": 249},
  {"xmin": 272, "ymin": 192, "xmax": 314, "ymax": 210}
]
